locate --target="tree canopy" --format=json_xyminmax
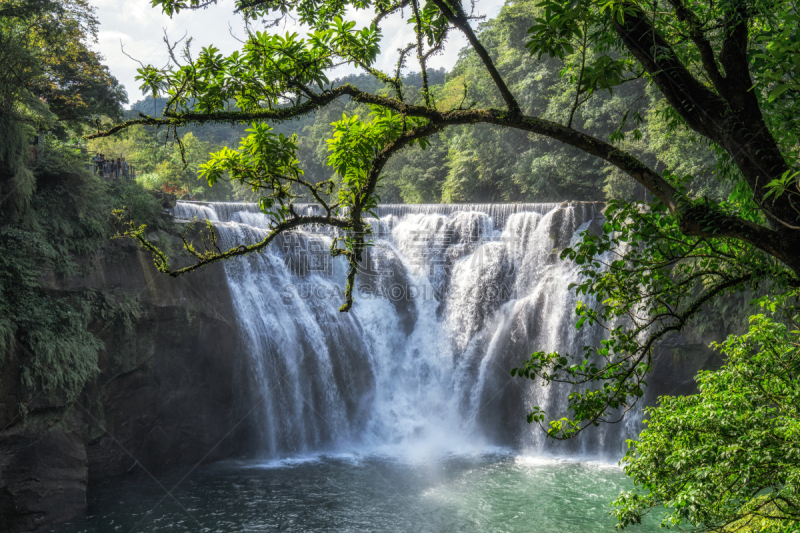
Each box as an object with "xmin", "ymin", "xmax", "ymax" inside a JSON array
[
  {"xmin": 613, "ymin": 310, "xmax": 800, "ymax": 531},
  {"xmin": 0, "ymin": 0, "xmax": 152, "ymax": 410},
  {"xmin": 89, "ymin": 0, "xmax": 800, "ymax": 528},
  {"xmin": 0, "ymin": 0, "xmax": 127, "ymax": 130},
  {"xmin": 0, "ymin": 0, "xmax": 127, "ymax": 220}
]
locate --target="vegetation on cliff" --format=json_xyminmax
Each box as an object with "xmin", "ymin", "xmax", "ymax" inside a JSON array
[
  {"xmin": 0, "ymin": 142, "xmax": 168, "ymax": 402},
  {"xmin": 0, "ymin": 0, "xmax": 169, "ymax": 404}
]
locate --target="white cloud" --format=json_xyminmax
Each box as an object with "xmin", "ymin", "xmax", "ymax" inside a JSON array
[{"xmin": 91, "ymin": 0, "xmax": 506, "ymax": 107}]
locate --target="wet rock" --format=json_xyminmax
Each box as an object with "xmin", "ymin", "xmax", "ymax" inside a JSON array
[
  {"xmin": 150, "ymin": 191, "xmax": 177, "ymax": 209},
  {"xmin": 0, "ymin": 241, "xmax": 261, "ymax": 530},
  {"xmin": 0, "ymin": 413, "xmax": 87, "ymax": 533},
  {"xmin": 647, "ymin": 329, "xmax": 725, "ymax": 401}
]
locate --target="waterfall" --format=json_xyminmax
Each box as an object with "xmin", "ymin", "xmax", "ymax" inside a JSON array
[{"xmin": 173, "ymin": 201, "xmax": 639, "ymax": 459}]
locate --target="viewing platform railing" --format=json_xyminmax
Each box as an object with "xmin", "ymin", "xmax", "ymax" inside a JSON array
[{"xmin": 85, "ymin": 162, "xmax": 137, "ymax": 180}]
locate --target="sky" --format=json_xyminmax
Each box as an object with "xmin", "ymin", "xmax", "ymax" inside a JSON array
[{"xmin": 90, "ymin": 0, "xmax": 506, "ymax": 108}]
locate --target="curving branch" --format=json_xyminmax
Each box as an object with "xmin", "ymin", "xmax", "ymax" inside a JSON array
[
  {"xmin": 90, "ymin": 77, "xmax": 799, "ymax": 274},
  {"xmin": 372, "ymin": 0, "xmax": 410, "ymax": 27},
  {"xmin": 117, "ymin": 211, "xmax": 350, "ymax": 276}
]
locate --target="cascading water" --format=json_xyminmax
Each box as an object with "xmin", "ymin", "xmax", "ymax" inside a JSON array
[{"xmin": 173, "ymin": 201, "xmax": 641, "ymax": 460}]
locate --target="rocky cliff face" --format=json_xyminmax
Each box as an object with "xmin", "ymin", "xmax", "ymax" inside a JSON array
[
  {"xmin": 648, "ymin": 328, "xmax": 726, "ymax": 401},
  {"xmin": 0, "ymin": 237, "xmax": 262, "ymax": 532}
]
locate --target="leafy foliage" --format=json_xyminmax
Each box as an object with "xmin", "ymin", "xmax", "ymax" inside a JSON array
[
  {"xmin": 512, "ymin": 194, "xmax": 791, "ymax": 438},
  {"xmin": 1, "ymin": 141, "xmax": 163, "ymax": 402},
  {"xmin": 87, "ymin": 126, "xmax": 241, "ymax": 200},
  {"xmin": 0, "ymin": 0, "xmax": 127, "ymax": 132},
  {"xmin": 0, "ymin": 0, "xmax": 126, "ymax": 221},
  {"xmin": 613, "ymin": 311, "xmax": 800, "ymax": 532},
  {"xmin": 200, "ymin": 122, "xmax": 308, "ymax": 213}
]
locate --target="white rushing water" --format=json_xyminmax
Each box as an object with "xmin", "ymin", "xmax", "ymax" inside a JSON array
[{"xmin": 173, "ymin": 201, "xmax": 640, "ymax": 460}]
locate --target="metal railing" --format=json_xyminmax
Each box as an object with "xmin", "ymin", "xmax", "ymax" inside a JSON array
[{"xmin": 86, "ymin": 161, "xmax": 137, "ymax": 180}]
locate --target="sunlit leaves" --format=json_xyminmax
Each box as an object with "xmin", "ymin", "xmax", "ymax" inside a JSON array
[
  {"xmin": 135, "ymin": 65, "xmax": 168, "ymax": 116},
  {"xmin": 199, "ymin": 122, "xmax": 306, "ymax": 217},
  {"xmin": 416, "ymin": 0, "xmax": 450, "ymax": 49},
  {"xmin": 137, "ymin": 18, "xmax": 382, "ymax": 118},
  {"xmin": 327, "ymin": 107, "xmax": 427, "ymax": 213},
  {"xmin": 327, "ymin": 17, "xmax": 382, "ymax": 68},
  {"xmin": 526, "ymin": 0, "xmax": 587, "ymax": 60},
  {"xmin": 613, "ymin": 312, "xmax": 800, "ymax": 531},
  {"xmin": 764, "ymin": 169, "xmax": 800, "ymax": 203}
]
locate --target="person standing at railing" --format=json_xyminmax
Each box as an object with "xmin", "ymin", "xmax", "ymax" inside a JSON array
[
  {"xmin": 92, "ymin": 154, "xmax": 99, "ymax": 174},
  {"xmin": 122, "ymin": 158, "xmax": 129, "ymax": 179}
]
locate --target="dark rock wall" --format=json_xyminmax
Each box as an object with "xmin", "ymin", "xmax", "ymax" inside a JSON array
[
  {"xmin": 647, "ymin": 328, "xmax": 726, "ymax": 402},
  {"xmin": 0, "ymin": 240, "xmax": 261, "ymax": 532},
  {"xmin": 0, "ymin": 413, "xmax": 87, "ymax": 533}
]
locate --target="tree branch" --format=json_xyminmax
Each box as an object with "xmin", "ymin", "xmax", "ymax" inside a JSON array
[
  {"xmin": 410, "ymin": 0, "xmax": 430, "ymax": 107},
  {"xmin": 90, "ymin": 78, "xmax": 797, "ymax": 273},
  {"xmin": 611, "ymin": 1, "xmax": 795, "ymax": 233},
  {"xmin": 125, "ymin": 213, "xmax": 351, "ymax": 277},
  {"xmin": 428, "ymin": 0, "xmax": 521, "ymax": 115},
  {"xmin": 665, "ymin": 0, "xmax": 727, "ymax": 93}
]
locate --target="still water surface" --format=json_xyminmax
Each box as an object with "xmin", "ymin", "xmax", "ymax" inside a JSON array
[{"xmin": 51, "ymin": 451, "xmax": 661, "ymax": 532}]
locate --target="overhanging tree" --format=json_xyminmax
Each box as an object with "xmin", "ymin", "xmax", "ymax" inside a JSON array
[
  {"xmin": 90, "ymin": 0, "xmax": 799, "ymax": 528},
  {"xmin": 0, "ymin": 0, "xmax": 127, "ymax": 130}
]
